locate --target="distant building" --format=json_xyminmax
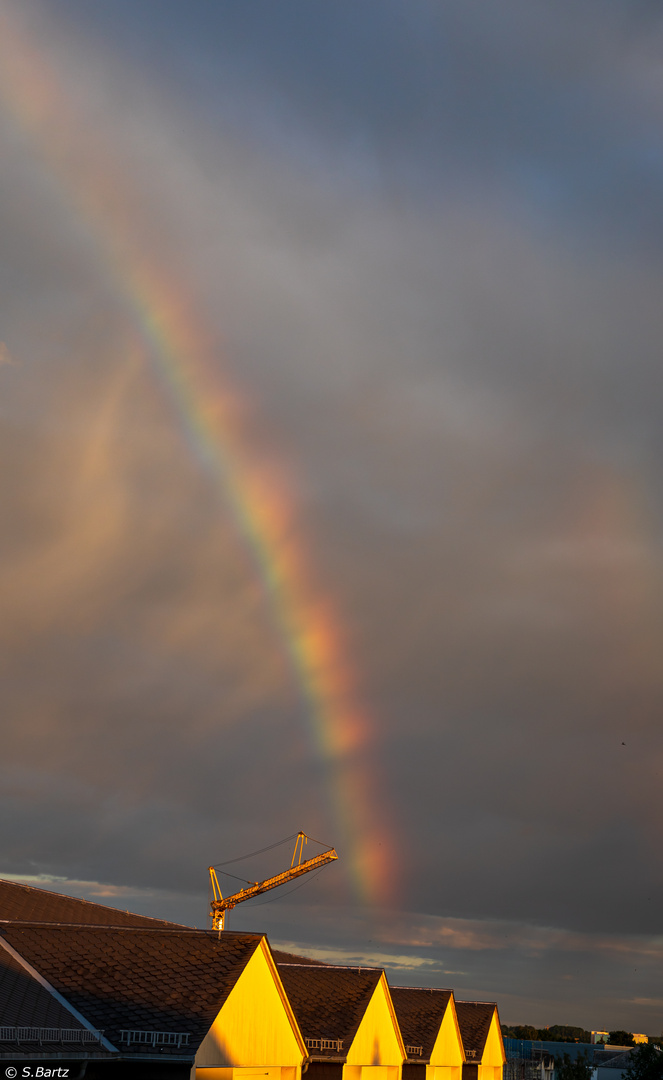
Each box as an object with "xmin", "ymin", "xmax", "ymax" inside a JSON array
[
  {"xmin": 503, "ymin": 1043, "xmax": 554, "ymax": 1080},
  {"xmin": 592, "ymin": 1035, "xmax": 610, "ymax": 1046},
  {"xmin": 591, "ymin": 1049, "xmax": 636, "ymax": 1080},
  {"xmin": 632, "ymin": 1036, "xmax": 648, "ymax": 1045}
]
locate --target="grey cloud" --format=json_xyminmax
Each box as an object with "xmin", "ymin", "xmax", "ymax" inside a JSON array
[
  {"xmin": 2, "ymin": 0, "xmax": 663, "ymax": 1029},
  {"xmin": 231, "ymin": 901, "xmax": 663, "ymax": 1030},
  {"xmin": 45, "ymin": 0, "xmax": 663, "ymax": 255}
]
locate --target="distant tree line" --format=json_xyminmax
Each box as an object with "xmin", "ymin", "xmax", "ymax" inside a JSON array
[
  {"xmin": 499, "ymin": 1027, "xmax": 662, "ymax": 1045},
  {"xmin": 500, "ymin": 1026, "xmax": 592, "ymax": 1043}
]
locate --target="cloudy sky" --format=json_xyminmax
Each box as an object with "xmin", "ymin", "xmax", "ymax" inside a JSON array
[{"xmin": 2, "ymin": 0, "xmax": 663, "ymax": 1033}]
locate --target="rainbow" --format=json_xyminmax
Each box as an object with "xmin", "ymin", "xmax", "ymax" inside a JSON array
[{"xmin": 0, "ymin": 5, "xmax": 396, "ymax": 905}]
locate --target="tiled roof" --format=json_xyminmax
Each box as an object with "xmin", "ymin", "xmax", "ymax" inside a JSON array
[
  {"xmin": 390, "ymin": 987, "xmax": 454, "ymax": 1061},
  {"xmin": 271, "ymin": 950, "xmax": 328, "ymax": 966},
  {"xmin": 0, "ymin": 924, "xmax": 263, "ymax": 1056},
  {"xmin": 455, "ymin": 1001, "xmax": 497, "ymax": 1061},
  {"xmin": 0, "ymin": 878, "xmax": 186, "ymax": 928},
  {"xmin": 0, "ymin": 940, "xmax": 106, "ymax": 1056},
  {"xmin": 597, "ymin": 1052, "xmax": 634, "ymax": 1069},
  {"xmin": 0, "ymin": 942, "xmax": 87, "ymax": 1029},
  {"xmin": 278, "ymin": 964, "xmax": 383, "ymax": 1059}
]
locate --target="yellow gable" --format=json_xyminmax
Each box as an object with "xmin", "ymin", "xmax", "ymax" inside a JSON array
[
  {"xmin": 430, "ymin": 999, "xmax": 465, "ymax": 1067},
  {"xmin": 196, "ymin": 938, "xmax": 306, "ymax": 1068},
  {"xmin": 480, "ymin": 1012, "xmax": 505, "ymax": 1067},
  {"xmin": 346, "ymin": 974, "xmax": 406, "ymax": 1067}
]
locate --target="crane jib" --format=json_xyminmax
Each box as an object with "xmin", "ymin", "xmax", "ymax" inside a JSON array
[{"xmin": 210, "ymin": 849, "xmax": 338, "ymax": 913}]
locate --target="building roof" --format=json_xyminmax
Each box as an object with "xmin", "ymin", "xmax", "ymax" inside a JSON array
[
  {"xmin": 271, "ymin": 950, "xmax": 328, "ymax": 966},
  {"xmin": 277, "ymin": 964, "xmax": 383, "ymax": 1059},
  {"xmin": 390, "ymin": 986, "xmax": 454, "ymax": 1061},
  {"xmin": 0, "ymin": 934, "xmax": 112, "ymax": 1057},
  {"xmin": 597, "ymin": 1052, "xmax": 635, "ymax": 1069},
  {"xmin": 455, "ymin": 1001, "xmax": 497, "ymax": 1061},
  {"xmin": 0, "ymin": 877, "xmax": 186, "ymax": 929},
  {"xmin": 0, "ymin": 939, "xmax": 87, "ymax": 1029},
  {"xmin": 0, "ymin": 924, "xmax": 263, "ymax": 1057}
]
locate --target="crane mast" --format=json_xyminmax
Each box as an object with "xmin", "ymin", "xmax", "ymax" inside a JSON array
[{"xmin": 209, "ymin": 831, "xmax": 338, "ymax": 931}]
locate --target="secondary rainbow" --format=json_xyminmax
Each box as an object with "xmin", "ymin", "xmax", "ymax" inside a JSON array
[{"xmin": 0, "ymin": 5, "xmax": 396, "ymax": 904}]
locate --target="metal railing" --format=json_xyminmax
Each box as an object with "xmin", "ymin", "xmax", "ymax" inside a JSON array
[
  {"xmin": 0, "ymin": 1027, "xmax": 102, "ymax": 1044},
  {"xmin": 119, "ymin": 1030, "xmax": 190, "ymax": 1049},
  {"xmin": 305, "ymin": 1038, "xmax": 344, "ymax": 1052}
]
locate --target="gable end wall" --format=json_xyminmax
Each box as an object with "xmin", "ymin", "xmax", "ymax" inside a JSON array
[
  {"xmin": 196, "ymin": 940, "xmax": 305, "ymax": 1069},
  {"xmin": 346, "ymin": 975, "xmax": 405, "ymax": 1068}
]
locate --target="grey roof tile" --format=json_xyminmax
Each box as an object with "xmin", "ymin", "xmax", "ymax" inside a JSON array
[
  {"xmin": 0, "ymin": 944, "xmax": 85, "ymax": 1029},
  {"xmin": 0, "ymin": 924, "xmax": 262, "ymax": 1055},
  {"xmin": 455, "ymin": 1001, "xmax": 498, "ymax": 1061},
  {"xmin": 0, "ymin": 878, "xmax": 186, "ymax": 929},
  {"xmin": 271, "ymin": 950, "xmax": 328, "ymax": 966},
  {"xmin": 390, "ymin": 987, "xmax": 454, "ymax": 1061},
  {"xmin": 277, "ymin": 964, "xmax": 383, "ymax": 1059}
]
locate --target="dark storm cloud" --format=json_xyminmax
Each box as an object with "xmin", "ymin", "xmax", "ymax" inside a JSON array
[
  {"xmin": 47, "ymin": 0, "xmax": 663, "ymax": 251},
  {"xmin": 3, "ymin": 0, "xmax": 663, "ymax": 1028}
]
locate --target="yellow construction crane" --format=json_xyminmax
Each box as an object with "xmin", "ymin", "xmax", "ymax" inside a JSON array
[{"xmin": 209, "ymin": 831, "xmax": 338, "ymax": 931}]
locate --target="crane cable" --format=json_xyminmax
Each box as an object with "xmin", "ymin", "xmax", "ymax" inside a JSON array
[
  {"xmin": 212, "ymin": 833, "xmax": 301, "ymax": 868},
  {"xmin": 211, "ymin": 832, "xmax": 333, "ymax": 870},
  {"xmin": 239, "ymin": 867, "xmax": 325, "ymax": 908}
]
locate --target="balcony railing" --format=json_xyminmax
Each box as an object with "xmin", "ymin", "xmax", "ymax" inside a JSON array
[
  {"xmin": 305, "ymin": 1038, "xmax": 344, "ymax": 1052},
  {"xmin": 119, "ymin": 1029, "xmax": 190, "ymax": 1049},
  {"xmin": 0, "ymin": 1027, "xmax": 102, "ymax": 1044}
]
